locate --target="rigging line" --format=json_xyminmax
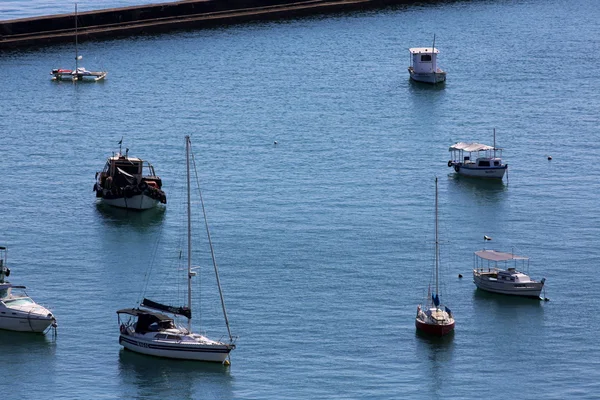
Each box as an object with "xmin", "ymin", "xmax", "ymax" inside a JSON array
[
  {"xmin": 189, "ymin": 139, "xmax": 233, "ymax": 342},
  {"xmin": 138, "ymin": 208, "xmax": 168, "ymax": 305}
]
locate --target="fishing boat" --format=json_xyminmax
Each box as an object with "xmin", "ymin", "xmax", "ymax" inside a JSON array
[
  {"xmin": 473, "ymin": 249, "xmax": 546, "ymax": 299},
  {"xmin": 415, "ymin": 178, "xmax": 455, "ymax": 336},
  {"xmin": 447, "ymin": 129, "xmax": 508, "ymax": 180},
  {"xmin": 408, "ymin": 35, "xmax": 446, "ymax": 84},
  {"xmin": 93, "ymin": 140, "xmax": 166, "ymax": 210},
  {"xmin": 50, "ymin": 3, "xmax": 107, "ymax": 82},
  {"xmin": 117, "ymin": 136, "xmax": 236, "ymax": 363},
  {"xmin": 0, "ymin": 246, "xmax": 57, "ymax": 333}
]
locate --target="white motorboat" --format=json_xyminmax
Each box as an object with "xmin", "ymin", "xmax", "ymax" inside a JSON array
[
  {"xmin": 0, "ymin": 246, "xmax": 57, "ymax": 333},
  {"xmin": 415, "ymin": 178, "xmax": 455, "ymax": 336},
  {"xmin": 408, "ymin": 36, "xmax": 446, "ymax": 84},
  {"xmin": 473, "ymin": 249, "xmax": 546, "ymax": 298},
  {"xmin": 94, "ymin": 140, "xmax": 166, "ymax": 210},
  {"xmin": 50, "ymin": 3, "xmax": 107, "ymax": 82},
  {"xmin": 448, "ymin": 129, "xmax": 508, "ymax": 180},
  {"xmin": 117, "ymin": 136, "xmax": 236, "ymax": 363}
]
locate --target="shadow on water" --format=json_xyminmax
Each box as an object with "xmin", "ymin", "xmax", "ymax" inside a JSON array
[
  {"xmin": 414, "ymin": 329, "xmax": 455, "ymax": 396},
  {"xmin": 446, "ymin": 173, "xmax": 507, "ymax": 202},
  {"xmin": 408, "ymin": 79, "xmax": 446, "ymax": 92},
  {"xmin": 95, "ymin": 203, "xmax": 166, "ymax": 230},
  {"xmin": 0, "ymin": 329, "xmax": 56, "ymax": 354},
  {"xmin": 472, "ymin": 288, "xmax": 544, "ymax": 307},
  {"xmin": 118, "ymin": 349, "xmax": 233, "ymax": 399}
]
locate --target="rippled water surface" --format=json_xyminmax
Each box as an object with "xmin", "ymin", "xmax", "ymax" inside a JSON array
[{"xmin": 1, "ymin": 0, "xmax": 600, "ymax": 398}]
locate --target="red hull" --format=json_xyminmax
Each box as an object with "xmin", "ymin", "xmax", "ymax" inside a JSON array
[{"xmin": 415, "ymin": 318, "xmax": 455, "ymax": 336}]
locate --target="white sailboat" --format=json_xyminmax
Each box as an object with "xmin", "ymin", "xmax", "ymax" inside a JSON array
[
  {"xmin": 117, "ymin": 136, "xmax": 236, "ymax": 363},
  {"xmin": 51, "ymin": 3, "xmax": 107, "ymax": 82},
  {"xmin": 415, "ymin": 178, "xmax": 455, "ymax": 336},
  {"xmin": 0, "ymin": 246, "xmax": 57, "ymax": 333}
]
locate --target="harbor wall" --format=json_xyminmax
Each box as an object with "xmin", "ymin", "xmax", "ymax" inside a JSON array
[{"xmin": 0, "ymin": 0, "xmax": 441, "ymax": 49}]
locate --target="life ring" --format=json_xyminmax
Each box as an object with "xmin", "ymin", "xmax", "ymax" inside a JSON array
[
  {"xmin": 454, "ymin": 165, "xmax": 460, "ymax": 172},
  {"xmin": 447, "ymin": 160, "xmax": 453, "ymax": 167}
]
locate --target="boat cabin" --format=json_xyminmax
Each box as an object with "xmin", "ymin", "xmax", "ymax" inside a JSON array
[
  {"xmin": 409, "ymin": 47, "xmax": 441, "ymax": 74},
  {"xmin": 449, "ymin": 142, "xmax": 504, "ymax": 167},
  {"xmin": 117, "ymin": 308, "xmax": 176, "ymax": 334},
  {"xmin": 97, "ymin": 153, "xmax": 162, "ymax": 189}
]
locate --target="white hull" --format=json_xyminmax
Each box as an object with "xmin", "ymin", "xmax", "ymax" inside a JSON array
[
  {"xmin": 0, "ymin": 313, "xmax": 54, "ymax": 333},
  {"xmin": 473, "ymin": 272, "xmax": 543, "ymax": 298},
  {"xmin": 409, "ymin": 69, "xmax": 446, "ymax": 84},
  {"xmin": 119, "ymin": 334, "xmax": 232, "ymax": 362},
  {"xmin": 101, "ymin": 194, "xmax": 159, "ymax": 210},
  {"xmin": 455, "ymin": 165, "xmax": 506, "ymax": 179}
]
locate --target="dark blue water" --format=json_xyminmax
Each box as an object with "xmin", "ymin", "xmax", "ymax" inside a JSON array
[{"xmin": 1, "ymin": 0, "xmax": 600, "ymax": 398}]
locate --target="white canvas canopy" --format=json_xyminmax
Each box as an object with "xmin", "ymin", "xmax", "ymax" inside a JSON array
[
  {"xmin": 475, "ymin": 250, "xmax": 528, "ymax": 262},
  {"xmin": 449, "ymin": 142, "xmax": 495, "ymax": 152}
]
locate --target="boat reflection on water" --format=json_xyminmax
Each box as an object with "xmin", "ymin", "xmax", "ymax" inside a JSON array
[
  {"xmin": 0, "ymin": 329, "xmax": 56, "ymax": 353},
  {"xmin": 95, "ymin": 203, "xmax": 166, "ymax": 230},
  {"xmin": 118, "ymin": 349, "xmax": 233, "ymax": 398},
  {"xmin": 414, "ymin": 328, "xmax": 455, "ymax": 397}
]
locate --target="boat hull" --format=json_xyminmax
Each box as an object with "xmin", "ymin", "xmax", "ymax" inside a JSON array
[
  {"xmin": 100, "ymin": 194, "xmax": 159, "ymax": 210},
  {"xmin": 0, "ymin": 314, "xmax": 55, "ymax": 333},
  {"xmin": 473, "ymin": 272, "xmax": 544, "ymax": 298},
  {"xmin": 119, "ymin": 334, "xmax": 233, "ymax": 362},
  {"xmin": 409, "ymin": 68, "xmax": 446, "ymax": 84},
  {"xmin": 454, "ymin": 164, "xmax": 507, "ymax": 179},
  {"xmin": 415, "ymin": 317, "xmax": 455, "ymax": 336}
]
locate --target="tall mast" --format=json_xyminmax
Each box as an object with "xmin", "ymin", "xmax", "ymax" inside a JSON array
[
  {"xmin": 75, "ymin": 3, "xmax": 78, "ymax": 70},
  {"xmin": 435, "ymin": 177, "xmax": 439, "ymax": 298},
  {"xmin": 186, "ymin": 135, "xmax": 192, "ymax": 332}
]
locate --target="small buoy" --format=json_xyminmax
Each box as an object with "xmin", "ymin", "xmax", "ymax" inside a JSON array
[
  {"xmin": 274, "ymin": 141, "xmax": 278, "ymax": 145},
  {"xmin": 544, "ymin": 297, "xmax": 550, "ymax": 302},
  {"xmin": 223, "ymin": 359, "xmax": 231, "ymax": 366},
  {"xmin": 458, "ymin": 274, "xmax": 463, "ymax": 279},
  {"xmin": 547, "ymin": 155, "xmax": 552, "ymax": 160},
  {"xmin": 484, "ymin": 235, "xmax": 492, "ymax": 241}
]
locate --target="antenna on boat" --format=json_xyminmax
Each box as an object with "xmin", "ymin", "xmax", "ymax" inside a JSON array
[
  {"xmin": 74, "ymin": 3, "xmax": 79, "ymax": 71},
  {"xmin": 493, "ymin": 128, "xmax": 497, "ymax": 159},
  {"xmin": 432, "ymin": 34, "xmax": 436, "ymax": 75}
]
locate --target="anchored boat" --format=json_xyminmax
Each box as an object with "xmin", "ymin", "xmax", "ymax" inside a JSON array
[
  {"xmin": 473, "ymin": 249, "xmax": 546, "ymax": 299},
  {"xmin": 50, "ymin": 3, "xmax": 107, "ymax": 82},
  {"xmin": 117, "ymin": 136, "xmax": 236, "ymax": 363},
  {"xmin": 448, "ymin": 129, "xmax": 507, "ymax": 180},
  {"xmin": 0, "ymin": 246, "xmax": 57, "ymax": 333},
  {"xmin": 408, "ymin": 35, "xmax": 446, "ymax": 84},
  {"xmin": 415, "ymin": 178, "xmax": 455, "ymax": 336},
  {"xmin": 94, "ymin": 141, "xmax": 166, "ymax": 210}
]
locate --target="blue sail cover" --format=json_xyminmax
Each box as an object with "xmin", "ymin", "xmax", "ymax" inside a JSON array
[
  {"xmin": 445, "ymin": 306, "xmax": 452, "ymax": 315},
  {"xmin": 432, "ymin": 294, "xmax": 440, "ymax": 307}
]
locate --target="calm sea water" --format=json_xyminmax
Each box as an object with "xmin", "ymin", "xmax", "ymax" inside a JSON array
[{"xmin": 1, "ymin": 0, "xmax": 600, "ymax": 398}]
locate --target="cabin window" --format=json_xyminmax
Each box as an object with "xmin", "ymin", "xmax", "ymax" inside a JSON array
[
  {"xmin": 478, "ymin": 160, "xmax": 491, "ymax": 167},
  {"xmin": 420, "ymin": 54, "xmax": 432, "ymax": 62},
  {"xmin": 155, "ymin": 334, "xmax": 167, "ymax": 339},
  {"xmin": 494, "ymin": 161, "xmax": 500, "ymax": 166}
]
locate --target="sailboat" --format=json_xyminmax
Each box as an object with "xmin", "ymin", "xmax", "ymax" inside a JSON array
[
  {"xmin": 117, "ymin": 136, "xmax": 236, "ymax": 363},
  {"xmin": 415, "ymin": 178, "xmax": 455, "ymax": 336},
  {"xmin": 51, "ymin": 3, "xmax": 107, "ymax": 82}
]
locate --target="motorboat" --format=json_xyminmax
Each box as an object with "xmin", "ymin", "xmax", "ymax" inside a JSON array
[
  {"xmin": 0, "ymin": 246, "xmax": 57, "ymax": 333},
  {"xmin": 408, "ymin": 35, "xmax": 446, "ymax": 84},
  {"xmin": 448, "ymin": 129, "xmax": 507, "ymax": 180},
  {"xmin": 415, "ymin": 178, "xmax": 455, "ymax": 336},
  {"xmin": 117, "ymin": 136, "xmax": 236, "ymax": 363},
  {"xmin": 50, "ymin": 4, "xmax": 107, "ymax": 82},
  {"xmin": 473, "ymin": 249, "xmax": 546, "ymax": 298},
  {"xmin": 93, "ymin": 141, "xmax": 166, "ymax": 210}
]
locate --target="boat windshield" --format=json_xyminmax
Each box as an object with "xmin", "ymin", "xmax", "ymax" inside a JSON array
[{"xmin": 4, "ymin": 297, "xmax": 34, "ymax": 306}]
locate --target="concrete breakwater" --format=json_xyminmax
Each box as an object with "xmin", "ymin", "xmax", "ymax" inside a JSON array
[{"xmin": 0, "ymin": 0, "xmax": 433, "ymax": 49}]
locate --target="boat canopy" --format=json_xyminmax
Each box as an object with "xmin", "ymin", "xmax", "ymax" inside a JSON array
[
  {"xmin": 116, "ymin": 308, "xmax": 172, "ymax": 320},
  {"xmin": 409, "ymin": 47, "xmax": 440, "ymax": 54},
  {"xmin": 449, "ymin": 142, "xmax": 496, "ymax": 152},
  {"xmin": 475, "ymin": 250, "xmax": 528, "ymax": 262}
]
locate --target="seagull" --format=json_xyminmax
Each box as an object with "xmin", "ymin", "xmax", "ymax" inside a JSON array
[{"xmin": 484, "ymin": 235, "xmax": 492, "ymax": 241}]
